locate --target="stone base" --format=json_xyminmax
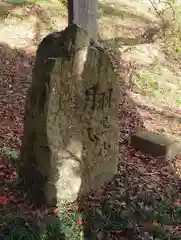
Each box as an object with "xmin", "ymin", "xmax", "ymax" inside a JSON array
[{"xmin": 131, "ymin": 131, "xmax": 181, "ymax": 161}]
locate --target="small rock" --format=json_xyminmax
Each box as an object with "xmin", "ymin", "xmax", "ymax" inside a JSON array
[{"xmin": 131, "ymin": 131, "xmax": 181, "ymax": 161}]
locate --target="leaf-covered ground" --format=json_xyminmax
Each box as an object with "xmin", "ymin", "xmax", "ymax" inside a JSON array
[{"xmin": 0, "ymin": 1, "xmax": 181, "ymax": 240}]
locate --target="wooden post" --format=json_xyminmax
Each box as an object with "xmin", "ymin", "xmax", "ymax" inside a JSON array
[{"xmin": 67, "ymin": 0, "xmax": 98, "ymax": 41}]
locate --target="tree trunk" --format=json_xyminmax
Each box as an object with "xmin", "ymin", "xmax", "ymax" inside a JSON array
[{"xmin": 67, "ymin": 0, "xmax": 98, "ymax": 40}]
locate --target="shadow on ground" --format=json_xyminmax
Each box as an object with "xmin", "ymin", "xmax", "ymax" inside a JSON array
[
  {"xmin": 0, "ymin": 38, "xmax": 181, "ymax": 240},
  {"xmin": 101, "ymin": 26, "xmax": 161, "ymax": 49}
]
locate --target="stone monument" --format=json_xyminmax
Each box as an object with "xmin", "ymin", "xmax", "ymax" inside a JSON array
[{"xmin": 18, "ymin": 24, "xmax": 120, "ymax": 207}]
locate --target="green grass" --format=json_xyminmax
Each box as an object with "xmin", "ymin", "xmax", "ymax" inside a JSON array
[
  {"xmin": 1, "ymin": 193, "xmax": 181, "ymax": 239},
  {"xmin": 133, "ymin": 65, "xmax": 181, "ymax": 108},
  {"xmin": 0, "ymin": 212, "xmax": 84, "ymax": 240},
  {"xmin": 94, "ymin": 194, "xmax": 181, "ymax": 239}
]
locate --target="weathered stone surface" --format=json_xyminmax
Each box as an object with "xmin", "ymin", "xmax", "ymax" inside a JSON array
[
  {"xmin": 19, "ymin": 24, "xmax": 120, "ymax": 206},
  {"xmin": 131, "ymin": 131, "xmax": 181, "ymax": 160}
]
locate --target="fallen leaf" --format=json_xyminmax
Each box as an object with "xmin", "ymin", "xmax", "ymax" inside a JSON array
[{"xmin": 0, "ymin": 196, "xmax": 8, "ymax": 205}]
